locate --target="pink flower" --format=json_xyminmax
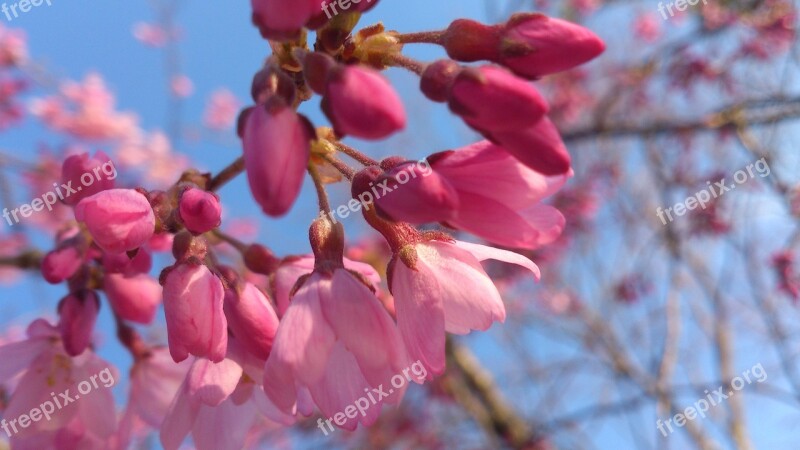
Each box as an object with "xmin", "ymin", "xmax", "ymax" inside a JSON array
[
  {"xmin": 170, "ymin": 75, "xmax": 194, "ymax": 98},
  {"xmin": 272, "ymin": 255, "xmax": 382, "ymax": 316},
  {"xmin": 323, "ymin": 65, "xmax": 406, "ymax": 139},
  {"xmin": 116, "ymin": 348, "xmax": 190, "ymax": 449},
  {"xmin": 251, "ymin": 0, "xmax": 316, "ymax": 40},
  {"xmin": 161, "ymin": 340, "xmax": 292, "ymax": 450},
  {"xmin": 370, "ymin": 164, "xmax": 461, "ymax": 224},
  {"xmin": 498, "ymin": 14, "xmax": 606, "ymax": 78},
  {"xmin": 61, "ymin": 151, "xmax": 116, "ymax": 206},
  {"xmin": 203, "ymin": 89, "xmax": 240, "ymax": 131},
  {"xmin": 243, "ymin": 103, "xmax": 313, "ymax": 217},
  {"xmin": 389, "ymin": 239, "xmax": 539, "ymax": 375},
  {"xmin": 104, "ymin": 273, "xmax": 162, "ymax": 324},
  {"xmin": 178, "ymin": 188, "xmax": 222, "ymax": 235},
  {"xmin": 132, "ymin": 22, "xmax": 169, "ymax": 47},
  {"xmin": 223, "ymin": 282, "xmax": 280, "ymax": 360},
  {"xmin": 162, "ymin": 263, "xmax": 228, "ymax": 363},
  {"xmin": 58, "ymin": 290, "xmax": 100, "ymax": 356},
  {"xmin": 379, "ymin": 141, "xmax": 568, "ymax": 249},
  {"xmin": 0, "ymin": 320, "xmax": 117, "ymax": 446},
  {"xmin": 41, "ymin": 244, "xmax": 83, "ymax": 284},
  {"xmin": 263, "ymin": 270, "xmax": 413, "ymax": 430},
  {"xmin": 448, "ymin": 65, "xmax": 548, "ymax": 132},
  {"xmin": 485, "ymin": 117, "xmax": 572, "ymax": 176},
  {"xmin": 74, "ymin": 189, "xmax": 156, "ymax": 254}
]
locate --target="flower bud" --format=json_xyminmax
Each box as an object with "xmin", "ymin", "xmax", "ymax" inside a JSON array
[
  {"xmin": 244, "ymin": 244, "xmax": 280, "ymax": 275},
  {"xmin": 61, "ymin": 151, "xmax": 116, "ymax": 206},
  {"xmin": 449, "ymin": 65, "xmax": 548, "ymax": 132},
  {"xmin": 486, "ymin": 117, "xmax": 571, "ymax": 176},
  {"xmin": 41, "ymin": 244, "xmax": 83, "ymax": 284},
  {"xmin": 104, "ymin": 273, "xmax": 161, "ymax": 324},
  {"xmin": 74, "ymin": 189, "xmax": 156, "ymax": 254},
  {"xmin": 374, "ymin": 162, "xmax": 460, "ymax": 224},
  {"xmin": 420, "ymin": 59, "xmax": 461, "ymax": 103},
  {"xmin": 322, "ymin": 65, "xmax": 406, "ymax": 139},
  {"xmin": 243, "ymin": 103, "xmax": 313, "ymax": 217},
  {"xmin": 223, "ymin": 283, "xmax": 280, "ymax": 359},
  {"xmin": 251, "ymin": 0, "xmax": 316, "ymax": 41},
  {"xmin": 178, "ymin": 188, "xmax": 222, "ymax": 235},
  {"xmin": 58, "ymin": 290, "xmax": 100, "ymax": 356}
]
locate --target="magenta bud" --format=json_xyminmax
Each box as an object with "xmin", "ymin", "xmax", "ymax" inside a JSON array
[
  {"xmin": 224, "ymin": 283, "xmax": 280, "ymax": 359},
  {"xmin": 486, "ymin": 117, "xmax": 571, "ymax": 176},
  {"xmin": 41, "ymin": 245, "xmax": 83, "ymax": 284},
  {"xmin": 178, "ymin": 187, "xmax": 222, "ymax": 235},
  {"xmin": 244, "ymin": 244, "xmax": 280, "ymax": 275},
  {"xmin": 420, "ymin": 59, "xmax": 461, "ymax": 103},
  {"xmin": 74, "ymin": 189, "xmax": 156, "ymax": 254},
  {"xmin": 61, "ymin": 151, "xmax": 116, "ymax": 206},
  {"xmin": 58, "ymin": 290, "xmax": 100, "ymax": 356}
]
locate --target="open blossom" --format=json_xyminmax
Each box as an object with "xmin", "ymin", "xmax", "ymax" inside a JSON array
[
  {"xmin": 74, "ymin": 189, "xmax": 156, "ymax": 254},
  {"xmin": 163, "ymin": 263, "xmax": 228, "ymax": 363},
  {"xmin": 377, "ymin": 141, "xmax": 568, "ymax": 249},
  {"xmin": 161, "ymin": 339, "xmax": 292, "ymax": 450},
  {"xmin": 390, "ymin": 240, "xmax": 540, "ymax": 375},
  {"xmin": 243, "ymin": 103, "xmax": 313, "ymax": 217},
  {"xmin": 0, "ymin": 320, "xmax": 117, "ymax": 447},
  {"xmin": 322, "ymin": 65, "xmax": 406, "ymax": 139}
]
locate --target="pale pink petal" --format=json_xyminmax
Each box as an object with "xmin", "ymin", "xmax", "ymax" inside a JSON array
[
  {"xmin": 188, "ymin": 357, "xmax": 243, "ymax": 407},
  {"xmin": 160, "ymin": 382, "xmax": 200, "ymax": 450},
  {"xmin": 454, "ymin": 240, "xmax": 541, "ymax": 280}
]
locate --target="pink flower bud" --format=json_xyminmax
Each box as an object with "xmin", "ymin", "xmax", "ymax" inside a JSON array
[
  {"xmin": 374, "ymin": 162, "xmax": 460, "ymax": 224},
  {"xmin": 486, "ymin": 117, "xmax": 571, "ymax": 176},
  {"xmin": 250, "ymin": 0, "xmax": 317, "ymax": 40},
  {"xmin": 104, "ymin": 273, "xmax": 162, "ymax": 324},
  {"xmin": 74, "ymin": 189, "xmax": 156, "ymax": 254},
  {"xmin": 449, "ymin": 65, "xmax": 548, "ymax": 132},
  {"xmin": 498, "ymin": 14, "xmax": 605, "ymax": 78},
  {"xmin": 322, "ymin": 65, "xmax": 406, "ymax": 139},
  {"xmin": 41, "ymin": 244, "xmax": 83, "ymax": 284},
  {"xmin": 243, "ymin": 103, "xmax": 313, "ymax": 217},
  {"xmin": 60, "ymin": 151, "xmax": 116, "ymax": 206},
  {"xmin": 58, "ymin": 290, "xmax": 100, "ymax": 356},
  {"xmin": 223, "ymin": 283, "xmax": 280, "ymax": 360},
  {"xmin": 162, "ymin": 263, "xmax": 227, "ymax": 362},
  {"xmin": 420, "ymin": 59, "xmax": 461, "ymax": 102},
  {"xmin": 178, "ymin": 188, "xmax": 222, "ymax": 235},
  {"xmin": 102, "ymin": 249, "xmax": 152, "ymax": 275}
]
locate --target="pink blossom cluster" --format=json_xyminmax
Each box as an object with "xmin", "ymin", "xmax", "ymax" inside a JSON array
[{"xmin": 0, "ymin": 3, "xmax": 607, "ymax": 449}]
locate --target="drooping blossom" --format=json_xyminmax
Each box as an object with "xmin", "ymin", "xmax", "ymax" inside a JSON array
[
  {"xmin": 224, "ymin": 282, "xmax": 280, "ymax": 360},
  {"xmin": 74, "ymin": 189, "xmax": 156, "ymax": 254},
  {"xmin": 389, "ymin": 239, "xmax": 540, "ymax": 375},
  {"xmin": 162, "ymin": 262, "xmax": 227, "ymax": 363}
]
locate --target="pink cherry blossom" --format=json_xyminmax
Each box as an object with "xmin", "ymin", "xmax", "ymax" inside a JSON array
[
  {"xmin": 390, "ymin": 240, "xmax": 539, "ymax": 375},
  {"xmin": 60, "ymin": 151, "xmax": 116, "ymax": 206},
  {"xmin": 74, "ymin": 189, "xmax": 156, "ymax": 254},
  {"xmin": 104, "ymin": 273, "xmax": 162, "ymax": 324},
  {"xmin": 178, "ymin": 188, "xmax": 222, "ymax": 235},
  {"xmin": 263, "ymin": 270, "xmax": 413, "ymax": 430},
  {"xmin": 203, "ymin": 89, "xmax": 240, "ymax": 131},
  {"xmin": 223, "ymin": 282, "xmax": 280, "ymax": 360},
  {"xmin": 162, "ymin": 263, "xmax": 228, "ymax": 363},
  {"xmin": 57, "ymin": 291, "xmax": 100, "ymax": 356}
]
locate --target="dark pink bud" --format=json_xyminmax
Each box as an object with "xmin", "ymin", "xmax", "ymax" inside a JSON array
[
  {"xmin": 374, "ymin": 162, "xmax": 460, "ymax": 224},
  {"xmin": 498, "ymin": 14, "xmax": 605, "ymax": 78},
  {"xmin": 60, "ymin": 151, "xmax": 116, "ymax": 206},
  {"xmin": 322, "ymin": 65, "xmax": 406, "ymax": 139},
  {"xmin": 41, "ymin": 245, "xmax": 83, "ymax": 284},
  {"xmin": 102, "ymin": 249, "xmax": 152, "ymax": 275},
  {"xmin": 302, "ymin": 52, "xmax": 337, "ymax": 94},
  {"xmin": 244, "ymin": 244, "xmax": 280, "ymax": 275},
  {"xmin": 442, "ymin": 19, "xmax": 503, "ymax": 62},
  {"xmin": 420, "ymin": 59, "xmax": 461, "ymax": 103},
  {"xmin": 243, "ymin": 103, "xmax": 313, "ymax": 217},
  {"xmin": 223, "ymin": 283, "xmax": 280, "ymax": 360},
  {"xmin": 163, "ymin": 263, "xmax": 227, "ymax": 362},
  {"xmin": 486, "ymin": 117, "xmax": 571, "ymax": 176},
  {"xmin": 104, "ymin": 273, "xmax": 161, "ymax": 324},
  {"xmin": 58, "ymin": 290, "xmax": 100, "ymax": 356},
  {"xmin": 449, "ymin": 65, "xmax": 548, "ymax": 132},
  {"xmin": 178, "ymin": 188, "xmax": 222, "ymax": 235},
  {"xmin": 74, "ymin": 189, "xmax": 156, "ymax": 254},
  {"xmin": 250, "ymin": 0, "xmax": 316, "ymax": 40}
]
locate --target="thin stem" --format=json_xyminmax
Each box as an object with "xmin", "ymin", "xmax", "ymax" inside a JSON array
[
  {"xmin": 211, "ymin": 229, "xmax": 248, "ymax": 253},
  {"xmin": 308, "ymin": 164, "xmax": 332, "ymax": 213},
  {"xmin": 334, "ymin": 142, "xmax": 378, "ymax": 166},
  {"xmin": 0, "ymin": 250, "xmax": 42, "ymax": 270},
  {"xmin": 387, "ymin": 54, "xmax": 426, "ymax": 75},
  {"xmin": 208, "ymin": 156, "xmax": 245, "ymax": 192},
  {"xmin": 396, "ymin": 30, "xmax": 445, "ymax": 45},
  {"xmin": 321, "ymin": 153, "xmax": 356, "ymax": 181}
]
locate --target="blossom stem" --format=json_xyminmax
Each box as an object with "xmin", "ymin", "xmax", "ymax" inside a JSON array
[
  {"xmin": 211, "ymin": 229, "xmax": 248, "ymax": 253},
  {"xmin": 0, "ymin": 250, "xmax": 42, "ymax": 269},
  {"xmin": 114, "ymin": 313, "xmax": 149, "ymax": 360},
  {"xmin": 308, "ymin": 164, "xmax": 333, "ymax": 214},
  {"xmin": 387, "ymin": 54, "xmax": 426, "ymax": 75},
  {"xmin": 334, "ymin": 142, "xmax": 378, "ymax": 166},
  {"xmin": 321, "ymin": 153, "xmax": 356, "ymax": 181},
  {"xmin": 208, "ymin": 156, "xmax": 245, "ymax": 192},
  {"xmin": 396, "ymin": 30, "xmax": 445, "ymax": 45}
]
